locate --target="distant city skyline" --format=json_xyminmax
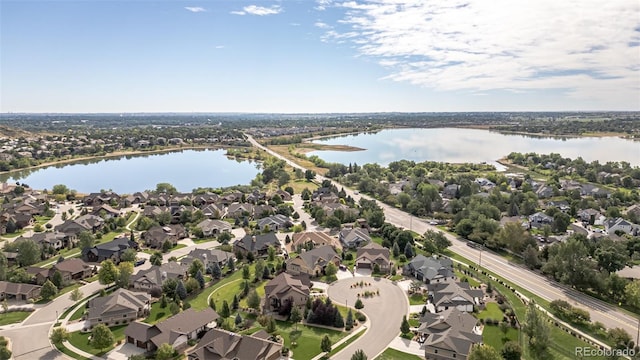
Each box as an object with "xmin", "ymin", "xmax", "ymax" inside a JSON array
[{"xmin": 1, "ymin": 0, "xmax": 638, "ymax": 113}]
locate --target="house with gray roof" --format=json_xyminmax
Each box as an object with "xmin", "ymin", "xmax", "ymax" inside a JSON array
[
  {"xmin": 263, "ymin": 272, "xmax": 311, "ymax": 315},
  {"xmin": 404, "ymin": 255, "xmax": 455, "ymax": 284},
  {"xmin": 0, "ymin": 281, "xmax": 41, "ymax": 301},
  {"xmin": 417, "ymin": 308, "xmax": 482, "ymax": 360},
  {"xmin": 234, "ymin": 233, "xmax": 280, "ymax": 258},
  {"xmin": 130, "ymin": 262, "xmax": 188, "ymax": 293},
  {"xmin": 286, "ymin": 245, "xmax": 340, "ymax": 277},
  {"xmin": 291, "ymin": 231, "xmax": 340, "ymax": 251},
  {"xmin": 256, "ymin": 214, "xmax": 292, "ymax": 231},
  {"xmin": 427, "ymin": 281, "xmax": 483, "ymax": 313},
  {"xmin": 85, "ymin": 288, "xmax": 151, "ymax": 329},
  {"xmin": 124, "ymin": 308, "xmax": 219, "ymax": 352},
  {"xmin": 355, "ymin": 242, "xmax": 390, "ymax": 273},
  {"xmin": 528, "ymin": 212, "xmax": 554, "ymax": 229},
  {"xmin": 605, "ymin": 217, "xmax": 637, "ymax": 235},
  {"xmin": 339, "ymin": 228, "xmax": 370, "ymax": 249},
  {"xmin": 81, "ymin": 237, "xmax": 138, "ymax": 264},
  {"xmin": 187, "ymin": 328, "xmax": 282, "ymax": 360},
  {"xmin": 180, "ymin": 248, "xmax": 235, "ymax": 272},
  {"xmin": 196, "ymin": 219, "xmax": 231, "ymax": 237}
]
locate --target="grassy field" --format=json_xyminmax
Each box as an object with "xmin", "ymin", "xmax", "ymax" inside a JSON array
[
  {"xmin": 478, "ymin": 302, "xmax": 504, "ymax": 321},
  {"xmin": 321, "ymin": 328, "xmax": 365, "ymax": 359},
  {"xmin": 69, "ymin": 305, "xmax": 86, "ymax": 321},
  {"xmin": 188, "ymin": 264, "xmax": 248, "ymax": 310},
  {"xmin": 374, "ymin": 348, "xmax": 423, "ymax": 360},
  {"xmin": 0, "ymin": 311, "xmax": 32, "ymax": 325},
  {"xmin": 482, "ymin": 324, "xmax": 519, "ymax": 352},
  {"xmin": 143, "ymin": 301, "xmax": 171, "ymax": 324},
  {"xmin": 276, "ymin": 321, "xmax": 344, "ymax": 360},
  {"xmin": 67, "ymin": 324, "xmax": 127, "ymax": 356},
  {"xmin": 408, "ymin": 293, "xmax": 426, "ymax": 305}
]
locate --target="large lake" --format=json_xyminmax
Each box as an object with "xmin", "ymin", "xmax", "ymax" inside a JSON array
[
  {"xmin": 309, "ymin": 128, "xmax": 640, "ymax": 169},
  {"xmin": 0, "ymin": 149, "xmax": 261, "ymax": 194}
]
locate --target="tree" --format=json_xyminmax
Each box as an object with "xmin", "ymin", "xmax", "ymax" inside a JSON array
[
  {"xmin": 220, "ymin": 300, "xmax": 231, "ymax": 318},
  {"xmin": 351, "ymin": 349, "xmax": 367, "ymax": 360},
  {"xmin": 209, "ymin": 297, "xmax": 216, "ymax": 311},
  {"xmin": 247, "ymin": 290, "xmax": 261, "ymax": 310},
  {"xmin": 78, "ymin": 231, "xmax": 96, "ymax": 250},
  {"xmin": 116, "ymin": 261, "xmax": 134, "ymax": 289},
  {"xmin": 235, "ymin": 312, "xmax": 243, "ymax": 326},
  {"xmin": 392, "ymin": 242, "xmax": 400, "ymax": 258},
  {"xmin": 185, "ymin": 278, "xmax": 200, "ymax": 293},
  {"xmin": 232, "ymin": 294, "xmax": 239, "ymax": 310},
  {"xmin": 346, "ymin": 309, "xmax": 354, "ymax": 330},
  {"xmin": 51, "ymin": 270, "xmax": 63, "ymax": 289},
  {"xmin": 195, "ymin": 270, "xmax": 205, "ymax": 289},
  {"xmin": 268, "ymin": 245, "xmax": 276, "ymax": 262},
  {"xmin": 210, "ymin": 262, "xmax": 222, "ymax": 279},
  {"xmin": 189, "ymin": 259, "xmax": 204, "ymax": 278},
  {"xmin": 501, "ymin": 341, "xmax": 522, "ymax": 360},
  {"xmin": 424, "ymin": 230, "xmax": 452, "ymax": 252},
  {"xmin": 325, "ymin": 262, "xmax": 338, "ymax": 277},
  {"xmin": 16, "ymin": 239, "xmax": 41, "ymax": 267},
  {"xmin": 40, "ymin": 280, "xmax": 58, "ymax": 300},
  {"xmin": 468, "ymin": 344, "xmax": 501, "ymax": 360},
  {"xmin": 70, "ymin": 287, "xmax": 83, "ymax": 302},
  {"xmin": 50, "ymin": 327, "xmax": 70, "ymax": 345},
  {"xmin": 90, "ymin": 324, "xmax": 115, "ymax": 351},
  {"xmin": 523, "ymin": 245, "xmax": 541, "ymax": 269},
  {"xmin": 155, "ymin": 183, "xmax": 177, "ymax": 195},
  {"xmin": 404, "ymin": 242, "xmax": 414, "ymax": 259},
  {"xmin": 227, "ymin": 257, "xmax": 235, "ymax": 271},
  {"xmin": 0, "ymin": 252, "xmax": 7, "ymax": 281},
  {"xmin": 169, "ymin": 301, "xmax": 180, "ymax": 315},
  {"xmin": 290, "ymin": 306, "xmax": 302, "ymax": 330},
  {"xmin": 333, "ymin": 310, "xmax": 344, "ymax": 328},
  {"xmin": 242, "ymin": 266, "xmax": 251, "ymax": 280},
  {"xmin": 98, "ymin": 259, "xmax": 119, "ymax": 285},
  {"xmin": 150, "ymin": 251, "xmax": 163, "ymax": 266},
  {"xmin": 355, "ymin": 298, "xmax": 364, "ymax": 310},
  {"xmin": 523, "ymin": 301, "xmax": 550, "ymax": 358},
  {"xmin": 321, "ymin": 334, "xmax": 332, "ymax": 353},
  {"xmin": 625, "ymin": 280, "xmax": 640, "ymax": 309},
  {"xmin": 400, "ymin": 315, "xmax": 410, "ymax": 334},
  {"xmin": 305, "ymin": 170, "xmax": 316, "ymax": 181},
  {"xmin": 162, "ymin": 240, "xmax": 173, "ymax": 253},
  {"xmin": 0, "ymin": 346, "xmax": 10, "ymax": 360},
  {"xmin": 175, "ymin": 280, "xmax": 187, "ymax": 300},
  {"xmin": 155, "ymin": 343, "xmax": 175, "ymax": 360},
  {"xmin": 120, "ymin": 248, "xmax": 137, "ymax": 263}
]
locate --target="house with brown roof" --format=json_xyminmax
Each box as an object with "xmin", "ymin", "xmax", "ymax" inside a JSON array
[
  {"xmin": 234, "ymin": 233, "xmax": 280, "ymax": 258},
  {"xmin": 291, "ymin": 231, "xmax": 340, "ymax": 251},
  {"xmin": 196, "ymin": 219, "xmax": 232, "ymax": 237},
  {"xmin": 0, "ymin": 280, "xmax": 41, "ymax": 301},
  {"xmin": 427, "ymin": 282, "xmax": 483, "ymax": 313},
  {"xmin": 263, "ymin": 272, "xmax": 310, "ymax": 315},
  {"xmin": 142, "ymin": 224, "xmax": 188, "ymax": 249},
  {"xmin": 124, "ymin": 308, "xmax": 219, "ymax": 352},
  {"xmin": 180, "ymin": 249, "xmax": 235, "ymax": 272},
  {"xmin": 339, "ymin": 228, "xmax": 371, "ymax": 249},
  {"xmin": 286, "ymin": 245, "xmax": 340, "ymax": 277},
  {"xmin": 33, "ymin": 258, "xmax": 93, "ymax": 285},
  {"xmin": 417, "ymin": 308, "xmax": 482, "ymax": 360},
  {"xmin": 356, "ymin": 242, "xmax": 391, "ymax": 273},
  {"xmin": 187, "ymin": 328, "xmax": 282, "ymax": 360},
  {"xmin": 85, "ymin": 288, "xmax": 151, "ymax": 329}
]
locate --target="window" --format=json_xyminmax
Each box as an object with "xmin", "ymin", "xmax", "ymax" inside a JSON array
[{"xmin": 123, "ymin": 314, "xmax": 127, "ymax": 318}]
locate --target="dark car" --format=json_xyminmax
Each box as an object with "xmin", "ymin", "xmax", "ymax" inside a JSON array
[{"xmin": 134, "ymin": 258, "xmax": 146, "ymax": 266}]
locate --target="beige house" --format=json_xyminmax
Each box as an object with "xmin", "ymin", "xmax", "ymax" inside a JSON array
[
  {"xmin": 188, "ymin": 328, "xmax": 282, "ymax": 360},
  {"xmin": 85, "ymin": 288, "xmax": 151, "ymax": 330},
  {"xmin": 263, "ymin": 272, "xmax": 310, "ymax": 315},
  {"xmin": 286, "ymin": 245, "xmax": 340, "ymax": 277},
  {"xmin": 356, "ymin": 242, "xmax": 391, "ymax": 273}
]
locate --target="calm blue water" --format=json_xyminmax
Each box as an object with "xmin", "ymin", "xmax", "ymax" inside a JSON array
[
  {"xmin": 1, "ymin": 150, "xmax": 261, "ymax": 193},
  {"xmin": 309, "ymin": 128, "xmax": 640, "ymax": 168}
]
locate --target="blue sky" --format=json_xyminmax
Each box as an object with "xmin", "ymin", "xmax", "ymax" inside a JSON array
[{"xmin": 1, "ymin": 0, "xmax": 639, "ymax": 113}]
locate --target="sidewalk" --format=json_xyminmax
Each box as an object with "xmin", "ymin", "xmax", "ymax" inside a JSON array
[
  {"xmin": 388, "ymin": 337, "xmax": 425, "ymax": 357},
  {"xmin": 310, "ymin": 322, "xmax": 369, "ymax": 360}
]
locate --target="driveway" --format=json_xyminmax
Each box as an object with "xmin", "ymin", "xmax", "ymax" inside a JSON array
[{"xmin": 327, "ymin": 277, "xmax": 408, "ymax": 360}]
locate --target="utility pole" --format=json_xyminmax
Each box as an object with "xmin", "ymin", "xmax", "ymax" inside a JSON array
[{"xmin": 479, "ymin": 245, "xmax": 483, "ymax": 269}]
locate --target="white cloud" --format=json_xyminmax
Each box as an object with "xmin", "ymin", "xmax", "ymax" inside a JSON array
[
  {"xmin": 184, "ymin": 6, "xmax": 206, "ymax": 13},
  {"xmin": 215, "ymin": 45, "xmax": 225, "ymax": 49},
  {"xmin": 315, "ymin": 0, "xmax": 334, "ymax": 11},
  {"xmin": 321, "ymin": 0, "xmax": 640, "ymax": 108},
  {"xmin": 314, "ymin": 21, "xmax": 332, "ymax": 29},
  {"xmin": 232, "ymin": 5, "xmax": 282, "ymax": 16}
]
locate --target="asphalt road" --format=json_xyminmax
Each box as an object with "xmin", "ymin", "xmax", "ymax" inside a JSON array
[
  {"xmin": 327, "ymin": 277, "xmax": 408, "ymax": 360},
  {"xmin": 247, "ymin": 134, "xmax": 640, "ymax": 337}
]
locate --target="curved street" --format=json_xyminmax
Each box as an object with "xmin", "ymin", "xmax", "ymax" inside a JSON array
[
  {"xmin": 246, "ymin": 134, "xmax": 640, "ymax": 337},
  {"xmin": 327, "ymin": 277, "xmax": 408, "ymax": 360}
]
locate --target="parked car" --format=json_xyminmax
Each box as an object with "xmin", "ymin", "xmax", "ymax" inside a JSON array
[{"xmin": 134, "ymin": 258, "xmax": 146, "ymax": 266}]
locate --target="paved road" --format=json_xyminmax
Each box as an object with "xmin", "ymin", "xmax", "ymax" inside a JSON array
[
  {"xmin": 247, "ymin": 134, "xmax": 640, "ymax": 337},
  {"xmin": 327, "ymin": 277, "xmax": 408, "ymax": 360},
  {"xmin": 1, "ymin": 280, "xmax": 105, "ymax": 360}
]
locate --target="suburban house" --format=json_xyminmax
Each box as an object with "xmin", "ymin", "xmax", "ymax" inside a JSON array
[
  {"xmin": 256, "ymin": 214, "xmax": 292, "ymax": 231},
  {"xmin": 442, "ymin": 184, "xmax": 459, "ymax": 199},
  {"xmin": 226, "ymin": 203, "xmax": 254, "ymax": 219},
  {"xmin": 130, "ymin": 262, "xmax": 189, "ymax": 292},
  {"xmin": 73, "ymin": 214, "xmax": 106, "ymax": 233},
  {"xmin": 291, "ymin": 231, "xmax": 339, "ymax": 251},
  {"xmin": 16, "ymin": 231, "xmax": 67, "ymax": 251},
  {"xmin": 142, "ymin": 224, "xmax": 188, "ymax": 249},
  {"xmin": 91, "ymin": 204, "xmax": 121, "ymax": 219},
  {"xmin": 33, "ymin": 258, "xmax": 93, "ymax": 285},
  {"xmin": 404, "ymin": 255, "xmax": 455, "ymax": 284},
  {"xmin": 200, "ymin": 203, "xmax": 225, "ymax": 219},
  {"xmin": 417, "ymin": 308, "xmax": 483, "ymax": 360},
  {"xmin": 196, "ymin": 219, "xmax": 232, "ymax": 237},
  {"xmin": 82, "ymin": 237, "xmax": 139, "ymax": 264},
  {"xmin": 234, "ymin": 233, "xmax": 281, "ymax": 258},
  {"xmin": 286, "ymin": 245, "xmax": 340, "ymax": 277},
  {"xmin": 125, "ymin": 308, "xmax": 219, "ymax": 352},
  {"xmin": 355, "ymin": 242, "xmax": 391, "ymax": 273},
  {"xmin": 605, "ymin": 218, "xmax": 636, "ymax": 235},
  {"xmin": 339, "ymin": 228, "xmax": 371, "ymax": 249},
  {"xmin": 577, "ymin": 209, "xmax": 605, "ymax": 226},
  {"xmin": 427, "ymin": 282, "xmax": 483, "ymax": 313},
  {"xmin": 0, "ymin": 281, "xmax": 41, "ymax": 301},
  {"xmin": 528, "ymin": 212, "xmax": 554, "ymax": 229},
  {"xmin": 263, "ymin": 272, "xmax": 311, "ymax": 315},
  {"xmin": 181, "ymin": 249, "xmax": 235, "ymax": 271},
  {"xmin": 85, "ymin": 288, "xmax": 151, "ymax": 329},
  {"xmin": 187, "ymin": 328, "xmax": 282, "ymax": 360}
]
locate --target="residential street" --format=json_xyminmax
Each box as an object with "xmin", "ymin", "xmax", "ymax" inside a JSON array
[{"xmin": 327, "ymin": 277, "xmax": 408, "ymax": 360}]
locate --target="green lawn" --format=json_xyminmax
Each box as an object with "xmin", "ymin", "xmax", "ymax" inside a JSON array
[
  {"xmin": 144, "ymin": 301, "xmax": 171, "ymax": 324},
  {"xmin": 454, "ymin": 268, "xmax": 481, "ymax": 287},
  {"xmin": 478, "ymin": 302, "xmax": 504, "ymax": 321},
  {"xmin": 482, "ymin": 324, "xmax": 519, "ymax": 352},
  {"xmin": 322, "ymin": 327, "xmax": 365, "ymax": 359},
  {"xmin": 67, "ymin": 324, "xmax": 127, "ymax": 356},
  {"xmin": 0, "ymin": 311, "xmax": 32, "ymax": 325},
  {"xmin": 193, "ymin": 237, "xmax": 217, "ymax": 244},
  {"xmin": 33, "ymin": 247, "xmax": 82, "ymax": 268},
  {"xmin": 408, "ymin": 293, "xmax": 426, "ymax": 305},
  {"xmin": 69, "ymin": 305, "xmax": 86, "ymax": 321},
  {"xmin": 188, "ymin": 264, "xmax": 248, "ymax": 310},
  {"xmin": 374, "ymin": 348, "xmax": 423, "ymax": 360},
  {"xmin": 276, "ymin": 321, "xmax": 343, "ymax": 360}
]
